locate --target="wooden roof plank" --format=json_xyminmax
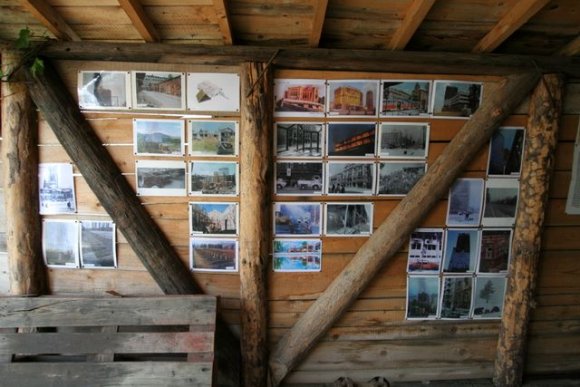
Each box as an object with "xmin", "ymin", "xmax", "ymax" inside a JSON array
[
  {"xmin": 118, "ymin": 0, "xmax": 160, "ymax": 43},
  {"xmin": 308, "ymin": 0, "xmax": 328, "ymax": 48},
  {"xmin": 558, "ymin": 35, "xmax": 580, "ymax": 56},
  {"xmin": 387, "ymin": 0, "xmax": 436, "ymax": 50},
  {"xmin": 212, "ymin": 0, "xmax": 233, "ymax": 45},
  {"xmin": 19, "ymin": 0, "xmax": 80, "ymax": 41}
]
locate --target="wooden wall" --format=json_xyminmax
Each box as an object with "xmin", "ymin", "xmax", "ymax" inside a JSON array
[{"xmin": 0, "ymin": 60, "xmax": 579, "ymax": 384}]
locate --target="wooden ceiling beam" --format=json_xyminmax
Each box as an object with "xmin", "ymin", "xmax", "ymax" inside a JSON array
[
  {"xmin": 309, "ymin": 0, "xmax": 328, "ymax": 48},
  {"xmin": 472, "ymin": 0, "xmax": 550, "ymax": 53},
  {"xmin": 20, "ymin": 0, "xmax": 80, "ymax": 41},
  {"xmin": 212, "ymin": 0, "xmax": 233, "ymax": 45},
  {"xmin": 118, "ymin": 0, "xmax": 160, "ymax": 43},
  {"xmin": 558, "ymin": 35, "xmax": 580, "ymax": 56},
  {"xmin": 387, "ymin": 0, "xmax": 436, "ymax": 50}
]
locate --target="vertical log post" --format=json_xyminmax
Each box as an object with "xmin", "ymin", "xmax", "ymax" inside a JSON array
[
  {"xmin": 239, "ymin": 62, "xmax": 273, "ymax": 387},
  {"xmin": 1, "ymin": 49, "xmax": 47, "ymax": 296},
  {"xmin": 493, "ymin": 74, "xmax": 565, "ymax": 386}
]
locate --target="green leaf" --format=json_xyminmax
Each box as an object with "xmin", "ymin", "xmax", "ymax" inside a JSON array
[
  {"xmin": 30, "ymin": 58, "xmax": 44, "ymax": 77},
  {"xmin": 15, "ymin": 27, "xmax": 31, "ymax": 50}
]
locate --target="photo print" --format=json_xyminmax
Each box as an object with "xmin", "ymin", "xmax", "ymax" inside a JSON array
[
  {"xmin": 482, "ymin": 178, "xmax": 519, "ymax": 227},
  {"xmin": 472, "ymin": 276, "xmax": 507, "ymax": 319},
  {"xmin": 133, "ymin": 119, "xmax": 185, "ymax": 156},
  {"xmin": 431, "ymin": 80, "xmax": 482, "ymax": 118},
  {"xmin": 324, "ymin": 202, "xmax": 373, "ymax": 236},
  {"xmin": 135, "ymin": 160, "xmax": 186, "ymax": 196},
  {"xmin": 273, "ymin": 202, "xmax": 322, "ymax": 236},
  {"xmin": 80, "ymin": 220, "xmax": 116, "ymax": 268},
  {"xmin": 190, "ymin": 202, "xmax": 238, "ymax": 236},
  {"xmin": 488, "ymin": 127, "xmax": 525, "ymax": 176},
  {"xmin": 39, "ymin": 163, "xmax": 76, "ymax": 215},
  {"xmin": 272, "ymin": 239, "xmax": 322, "ymax": 272},
  {"xmin": 78, "ymin": 71, "xmax": 130, "ymax": 109},
  {"xmin": 326, "ymin": 162, "xmax": 375, "ymax": 196},
  {"xmin": 187, "ymin": 72, "xmax": 240, "ymax": 112},
  {"xmin": 478, "ymin": 228, "xmax": 512, "ymax": 273},
  {"xmin": 380, "ymin": 80, "xmax": 431, "ymax": 117},
  {"xmin": 190, "ymin": 161, "xmax": 238, "ymax": 196},
  {"xmin": 275, "ymin": 122, "xmax": 324, "ymax": 158},
  {"xmin": 443, "ymin": 228, "xmax": 479, "ymax": 273},
  {"xmin": 327, "ymin": 80, "xmax": 379, "ymax": 117},
  {"xmin": 377, "ymin": 161, "xmax": 426, "ymax": 196},
  {"xmin": 327, "ymin": 122, "xmax": 376, "ymax": 158},
  {"xmin": 189, "ymin": 120, "xmax": 238, "ymax": 156},
  {"xmin": 379, "ymin": 122, "xmax": 429, "ymax": 158},
  {"xmin": 406, "ymin": 276, "xmax": 440, "ymax": 320},
  {"xmin": 275, "ymin": 162, "xmax": 323, "ymax": 195},
  {"xmin": 42, "ymin": 220, "xmax": 79, "ymax": 268},
  {"xmin": 274, "ymin": 79, "xmax": 326, "ymax": 117},
  {"xmin": 440, "ymin": 276, "xmax": 473, "ymax": 319},
  {"xmin": 446, "ymin": 178, "xmax": 484, "ymax": 227},
  {"xmin": 132, "ymin": 71, "xmax": 185, "ymax": 110},
  {"xmin": 407, "ymin": 228, "xmax": 444, "ymax": 273},
  {"xmin": 190, "ymin": 237, "xmax": 238, "ymax": 272}
]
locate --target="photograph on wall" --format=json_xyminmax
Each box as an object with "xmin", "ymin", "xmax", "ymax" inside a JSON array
[
  {"xmin": 446, "ymin": 178, "xmax": 484, "ymax": 227},
  {"xmin": 187, "ymin": 72, "xmax": 240, "ymax": 112},
  {"xmin": 472, "ymin": 275, "xmax": 507, "ymax": 319},
  {"xmin": 327, "ymin": 80, "xmax": 379, "ymax": 117},
  {"xmin": 135, "ymin": 160, "xmax": 186, "ymax": 196},
  {"xmin": 274, "ymin": 79, "xmax": 326, "ymax": 117},
  {"xmin": 272, "ymin": 239, "xmax": 322, "ymax": 272},
  {"xmin": 380, "ymin": 80, "xmax": 431, "ymax": 117},
  {"xmin": 442, "ymin": 228, "xmax": 479, "ymax": 273},
  {"xmin": 275, "ymin": 162, "xmax": 323, "ymax": 195},
  {"xmin": 78, "ymin": 71, "xmax": 130, "ymax": 110},
  {"xmin": 440, "ymin": 276, "xmax": 473, "ymax": 319},
  {"xmin": 478, "ymin": 228, "xmax": 512, "ymax": 273},
  {"xmin": 378, "ymin": 122, "xmax": 429, "ymax": 158},
  {"xmin": 326, "ymin": 162, "xmax": 375, "ymax": 196},
  {"xmin": 133, "ymin": 119, "xmax": 185, "ymax": 156},
  {"xmin": 132, "ymin": 71, "xmax": 185, "ymax": 110},
  {"xmin": 407, "ymin": 228, "xmax": 444, "ymax": 273},
  {"xmin": 488, "ymin": 127, "xmax": 525, "ymax": 176},
  {"xmin": 377, "ymin": 161, "xmax": 426, "ymax": 196},
  {"xmin": 190, "ymin": 237, "xmax": 238, "ymax": 272},
  {"xmin": 406, "ymin": 275, "xmax": 440, "ymax": 319},
  {"xmin": 189, "ymin": 120, "xmax": 238, "ymax": 156},
  {"xmin": 80, "ymin": 220, "xmax": 116, "ymax": 268},
  {"xmin": 190, "ymin": 161, "xmax": 238, "ymax": 196},
  {"xmin": 431, "ymin": 80, "xmax": 482, "ymax": 118},
  {"xmin": 42, "ymin": 220, "xmax": 79, "ymax": 268},
  {"xmin": 39, "ymin": 163, "xmax": 76, "ymax": 215},
  {"xmin": 275, "ymin": 122, "xmax": 324, "ymax": 158},
  {"xmin": 327, "ymin": 122, "xmax": 376, "ymax": 158},
  {"xmin": 189, "ymin": 202, "xmax": 238, "ymax": 236},
  {"xmin": 273, "ymin": 202, "xmax": 322, "ymax": 237},
  {"xmin": 324, "ymin": 202, "xmax": 373, "ymax": 236},
  {"xmin": 482, "ymin": 178, "xmax": 519, "ymax": 227}
]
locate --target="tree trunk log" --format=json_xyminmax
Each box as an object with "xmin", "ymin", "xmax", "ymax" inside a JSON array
[
  {"xmin": 269, "ymin": 72, "xmax": 540, "ymax": 386},
  {"xmin": 493, "ymin": 74, "xmax": 564, "ymax": 387}
]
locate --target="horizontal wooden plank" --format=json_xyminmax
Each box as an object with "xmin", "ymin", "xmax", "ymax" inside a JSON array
[
  {"xmin": 270, "ymin": 309, "xmax": 405, "ymax": 329},
  {"xmin": 537, "ymin": 250, "xmax": 580, "ymax": 291},
  {"xmin": 542, "ymin": 227, "xmax": 580, "ymax": 251}
]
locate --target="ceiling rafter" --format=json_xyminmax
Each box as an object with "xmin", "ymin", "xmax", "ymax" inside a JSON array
[
  {"xmin": 558, "ymin": 35, "xmax": 580, "ymax": 57},
  {"xmin": 309, "ymin": 0, "xmax": 328, "ymax": 48},
  {"xmin": 118, "ymin": 0, "xmax": 160, "ymax": 43},
  {"xmin": 387, "ymin": 0, "xmax": 436, "ymax": 50},
  {"xmin": 212, "ymin": 0, "xmax": 233, "ymax": 45},
  {"xmin": 20, "ymin": 0, "xmax": 80, "ymax": 41},
  {"xmin": 472, "ymin": 0, "xmax": 550, "ymax": 53}
]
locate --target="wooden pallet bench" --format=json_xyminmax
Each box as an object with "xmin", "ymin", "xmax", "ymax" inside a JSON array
[{"xmin": 0, "ymin": 295, "xmax": 217, "ymax": 387}]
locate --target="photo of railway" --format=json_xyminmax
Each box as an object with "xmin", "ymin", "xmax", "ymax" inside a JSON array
[
  {"xmin": 80, "ymin": 221, "xmax": 116, "ymax": 268},
  {"xmin": 274, "ymin": 79, "xmax": 326, "ymax": 116},
  {"xmin": 381, "ymin": 80, "xmax": 430, "ymax": 116},
  {"xmin": 190, "ymin": 238, "xmax": 237, "ymax": 271},
  {"xmin": 482, "ymin": 179, "xmax": 519, "ymax": 227}
]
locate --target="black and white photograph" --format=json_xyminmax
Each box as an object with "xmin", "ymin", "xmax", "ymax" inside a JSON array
[
  {"xmin": 190, "ymin": 161, "xmax": 238, "ymax": 196},
  {"xmin": 440, "ymin": 276, "xmax": 473, "ymax": 319},
  {"xmin": 446, "ymin": 178, "xmax": 484, "ymax": 227},
  {"xmin": 443, "ymin": 228, "xmax": 479, "ymax": 273},
  {"xmin": 327, "ymin": 80, "xmax": 379, "ymax": 117},
  {"xmin": 327, "ymin": 122, "xmax": 376, "ymax": 157},
  {"xmin": 190, "ymin": 202, "xmax": 238, "ymax": 236},
  {"xmin": 380, "ymin": 80, "xmax": 431, "ymax": 117},
  {"xmin": 377, "ymin": 161, "xmax": 426, "ymax": 196},
  {"xmin": 482, "ymin": 178, "xmax": 519, "ymax": 227},
  {"xmin": 133, "ymin": 71, "xmax": 185, "ymax": 110},
  {"xmin": 326, "ymin": 162, "xmax": 375, "ymax": 196},
  {"xmin": 488, "ymin": 127, "xmax": 525, "ymax": 176},
  {"xmin": 472, "ymin": 276, "xmax": 507, "ymax": 319},
  {"xmin": 478, "ymin": 228, "xmax": 512, "ymax": 273},
  {"xmin": 39, "ymin": 163, "xmax": 76, "ymax": 214},
  {"xmin": 80, "ymin": 220, "xmax": 116, "ymax": 268},
  {"xmin": 135, "ymin": 160, "xmax": 186, "ymax": 196},
  {"xmin": 275, "ymin": 162, "xmax": 323, "ymax": 195},
  {"xmin": 274, "ymin": 79, "xmax": 326, "ymax": 117},
  {"xmin": 187, "ymin": 72, "xmax": 240, "ymax": 112},
  {"xmin": 406, "ymin": 275, "xmax": 440, "ymax": 319},
  {"xmin": 431, "ymin": 80, "xmax": 482, "ymax": 118},
  {"xmin": 324, "ymin": 202, "xmax": 373, "ymax": 236},
  {"xmin": 275, "ymin": 122, "xmax": 324, "ymax": 158},
  {"xmin": 407, "ymin": 228, "xmax": 444, "ymax": 273},
  {"xmin": 272, "ymin": 239, "xmax": 322, "ymax": 272},
  {"xmin": 42, "ymin": 220, "xmax": 79, "ymax": 268},
  {"xmin": 378, "ymin": 122, "xmax": 429, "ymax": 158},
  {"xmin": 133, "ymin": 119, "xmax": 184, "ymax": 156},
  {"xmin": 274, "ymin": 202, "xmax": 322, "ymax": 236},
  {"xmin": 78, "ymin": 71, "xmax": 130, "ymax": 109},
  {"xmin": 189, "ymin": 120, "xmax": 238, "ymax": 156},
  {"xmin": 190, "ymin": 238, "xmax": 238, "ymax": 272}
]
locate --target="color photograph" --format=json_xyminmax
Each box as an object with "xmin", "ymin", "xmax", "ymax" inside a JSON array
[
  {"xmin": 327, "ymin": 80, "xmax": 379, "ymax": 117},
  {"xmin": 274, "ymin": 79, "xmax": 326, "ymax": 117},
  {"xmin": 189, "ymin": 120, "xmax": 238, "ymax": 156},
  {"xmin": 488, "ymin": 127, "xmax": 525, "ymax": 176},
  {"xmin": 190, "ymin": 238, "xmax": 238, "ymax": 272},
  {"xmin": 324, "ymin": 202, "xmax": 373, "ymax": 236},
  {"xmin": 275, "ymin": 162, "xmax": 323, "ymax": 195},
  {"xmin": 446, "ymin": 178, "xmax": 484, "ymax": 227},
  {"xmin": 133, "ymin": 71, "xmax": 185, "ymax": 110},
  {"xmin": 190, "ymin": 161, "xmax": 238, "ymax": 196},
  {"xmin": 136, "ymin": 160, "xmax": 187, "ymax": 196},
  {"xmin": 327, "ymin": 122, "xmax": 376, "ymax": 157},
  {"xmin": 380, "ymin": 80, "xmax": 431, "ymax": 117},
  {"xmin": 133, "ymin": 119, "xmax": 184, "ymax": 156},
  {"xmin": 273, "ymin": 202, "xmax": 322, "ymax": 236},
  {"xmin": 482, "ymin": 178, "xmax": 519, "ymax": 227},
  {"xmin": 440, "ymin": 276, "xmax": 473, "ymax": 319},
  {"xmin": 326, "ymin": 162, "xmax": 375, "ymax": 195},
  {"xmin": 472, "ymin": 276, "xmax": 507, "ymax": 319},
  {"xmin": 275, "ymin": 122, "xmax": 324, "ymax": 158},
  {"xmin": 377, "ymin": 161, "xmax": 425, "ymax": 196},
  {"xmin": 478, "ymin": 228, "xmax": 512, "ymax": 273},
  {"xmin": 190, "ymin": 202, "xmax": 238, "ymax": 236},
  {"xmin": 407, "ymin": 228, "xmax": 444, "ymax": 273},
  {"xmin": 187, "ymin": 72, "xmax": 240, "ymax": 112},
  {"xmin": 42, "ymin": 220, "xmax": 79, "ymax": 268},
  {"xmin": 406, "ymin": 276, "xmax": 440, "ymax": 319},
  {"xmin": 431, "ymin": 80, "xmax": 482, "ymax": 118},
  {"xmin": 443, "ymin": 228, "xmax": 479, "ymax": 273},
  {"xmin": 379, "ymin": 122, "xmax": 429, "ymax": 158},
  {"xmin": 272, "ymin": 239, "xmax": 322, "ymax": 272},
  {"xmin": 39, "ymin": 163, "xmax": 76, "ymax": 215},
  {"xmin": 80, "ymin": 220, "xmax": 116, "ymax": 268},
  {"xmin": 78, "ymin": 71, "xmax": 130, "ymax": 109}
]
